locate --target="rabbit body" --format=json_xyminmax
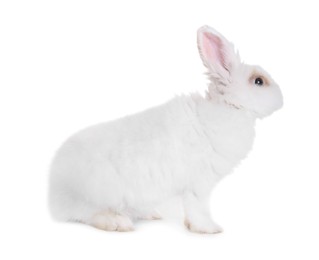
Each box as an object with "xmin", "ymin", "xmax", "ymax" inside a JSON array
[
  {"xmin": 49, "ymin": 95, "xmax": 255, "ymax": 232},
  {"xmin": 49, "ymin": 26, "xmax": 282, "ymax": 233}
]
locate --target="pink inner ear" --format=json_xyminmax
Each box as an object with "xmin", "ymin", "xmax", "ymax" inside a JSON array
[{"xmin": 202, "ymin": 32, "xmax": 226, "ymax": 68}]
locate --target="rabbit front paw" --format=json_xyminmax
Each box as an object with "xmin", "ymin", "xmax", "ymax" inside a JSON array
[{"xmin": 184, "ymin": 218, "xmax": 223, "ymax": 234}]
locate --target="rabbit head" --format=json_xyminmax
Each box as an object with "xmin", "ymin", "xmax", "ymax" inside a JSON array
[{"xmin": 197, "ymin": 25, "xmax": 283, "ymax": 118}]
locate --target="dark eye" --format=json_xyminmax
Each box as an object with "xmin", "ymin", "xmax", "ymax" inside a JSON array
[{"xmin": 255, "ymin": 77, "xmax": 264, "ymax": 86}]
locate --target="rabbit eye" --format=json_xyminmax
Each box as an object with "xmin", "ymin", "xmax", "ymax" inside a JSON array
[
  {"xmin": 254, "ymin": 77, "xmax": 264, "ymax": 86},
  {"xmin": 250, "ymin": 73, "xmax": 269, "ymax": 87}
]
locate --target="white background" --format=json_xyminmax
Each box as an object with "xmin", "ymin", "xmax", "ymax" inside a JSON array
[{"xmin": 1, "ymin": 0, "xmax": 318, "ymax": 259}]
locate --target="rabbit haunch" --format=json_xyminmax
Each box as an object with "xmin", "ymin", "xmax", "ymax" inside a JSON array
[{"xmin": 49, "ymin": 26, "xmax": 283, "ymax": 233}]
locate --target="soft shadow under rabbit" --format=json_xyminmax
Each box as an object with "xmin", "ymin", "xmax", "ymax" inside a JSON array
[{"xmin": 49, "ymin": 26, "xmax": 283, "ymax": 233}]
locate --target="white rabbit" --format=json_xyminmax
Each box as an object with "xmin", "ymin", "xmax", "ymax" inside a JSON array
[{"xmin": 49, "ymin": 25, "xmax": 283, "ymax": 233}]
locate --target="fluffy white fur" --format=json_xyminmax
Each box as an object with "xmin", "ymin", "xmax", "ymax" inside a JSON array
[{"xmin": 49, "ymin": 26, "xmax": 283, "ymax": 233}]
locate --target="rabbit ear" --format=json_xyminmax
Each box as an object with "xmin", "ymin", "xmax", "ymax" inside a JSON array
[{"xmin": 197, "ymin": 26, "xmax": 240, "ymax": 84}]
